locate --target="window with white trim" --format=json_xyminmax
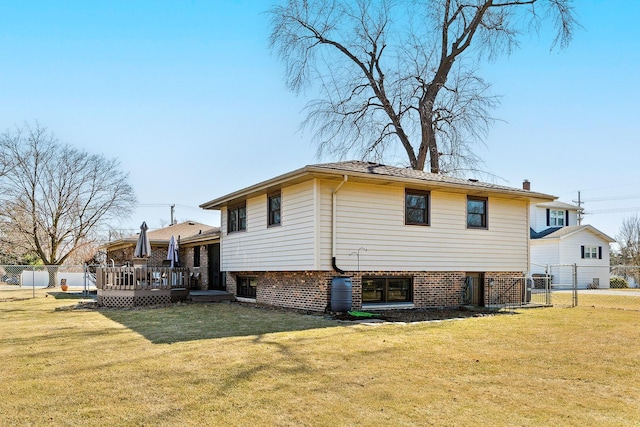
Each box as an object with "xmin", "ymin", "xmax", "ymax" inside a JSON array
[
  {"xmin": 550, "ymin": 209, "xmax": 565, "ymax": 226},
  {"xmin": 583, "ymin": 246, "xmax": 598, "ymax": 259}
]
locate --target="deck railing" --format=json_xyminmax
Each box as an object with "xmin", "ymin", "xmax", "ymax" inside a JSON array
[{"xmin": 96, "ymin": 266, "xmax": 190, "ymax": 290}]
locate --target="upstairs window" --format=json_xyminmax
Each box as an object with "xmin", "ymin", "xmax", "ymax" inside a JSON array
[
  {"xmin": 467, "ymin": 196, "xmax": 488, "ymax": 229},
  {"xmin": 405, "ymin": 190, "xmax": 430, "ymax": 226},
  {"xmin": 228, "ymin": 203, "xmax": 246, "ymax": 233},
  {"xmin": 268, "ymin": 193, "xmax": 281, "ymax": 226},
  {"xmin": 550, "ymin": 209, "xmax": 565, "ymax": 226}
]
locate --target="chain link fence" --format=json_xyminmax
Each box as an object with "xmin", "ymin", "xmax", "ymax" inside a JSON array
[
  {"xmin": 0, "ymin": 264, "xmax": 97, "ymax": 293},
  {"xmin": 545, "ymin": 264, "xmax": 640, "ymax": 310}
]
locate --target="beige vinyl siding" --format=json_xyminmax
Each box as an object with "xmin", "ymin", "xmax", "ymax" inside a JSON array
[
  {"xmin": 221, "ymin": 181, "xmax": 317, "ymax": 271},
  {"xmin": 222, "ymin": 178, "xmax": 532, "ymax": 273},
  {"xmin": 326, "ymin": 181, "xmax": 530, "ymax": 272}
]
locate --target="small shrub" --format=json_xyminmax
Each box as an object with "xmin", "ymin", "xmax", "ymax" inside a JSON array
[{"xmin": 609, "ymin": 276, "xmax": 629, "ymax": 289}]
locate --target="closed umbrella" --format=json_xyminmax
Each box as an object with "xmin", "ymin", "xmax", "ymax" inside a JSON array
[
  {"xmin": 167, "ymin": 235, "xmax": 179, "ymax": 268},
  {"xmin": 176, "ymin": 235, "xmax": 180, "ymax": 267},
  {"xmin": 134, "ymin": 221, "xmax": 151, "ymax": 258}
]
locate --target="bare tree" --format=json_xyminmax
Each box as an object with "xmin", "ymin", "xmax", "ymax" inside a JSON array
[
  {"xmin": 617, "ymin": 216, "xmax": 640, "ymax": 264},
  {"xmin": 0, "ymin": 123, "xmax": 136, "ymax": 286},
  {"xmin": 269, "ymin": 0, "xmax": 577, "ymax": 173},
  {"xmin": 615, "ymin": 215, "xmax": 640, "ymax": 285}
]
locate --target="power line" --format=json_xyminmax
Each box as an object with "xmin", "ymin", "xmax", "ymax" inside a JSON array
[
  {"xmin": 136, "ymin": 203, "xmax": 206, "ymax": 212},
  {"xmin": 586, "ymin": 207, "xmax": 640, "ymax": 214},
  {"xmin": 583, "ymin": 194, "xmax": 640, "ymax": 203}
]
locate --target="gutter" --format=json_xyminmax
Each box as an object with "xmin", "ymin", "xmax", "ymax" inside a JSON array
[{"xmin": 332, "ymin": 175, "xmax": 348, "ymax": 274}]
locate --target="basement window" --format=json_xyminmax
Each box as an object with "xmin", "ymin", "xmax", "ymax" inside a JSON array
[
  {"xmin": 362, "ymin": 277, "xmax": 412, "ymax": 303},
  {"xmin": 236, "ymin": 276, "xmax": 257, "ymax": 299}
]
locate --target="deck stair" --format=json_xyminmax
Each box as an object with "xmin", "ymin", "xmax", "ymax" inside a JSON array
[{"xmin": 189, "ymin": 290, "xmax": 235, "ymax": 303}]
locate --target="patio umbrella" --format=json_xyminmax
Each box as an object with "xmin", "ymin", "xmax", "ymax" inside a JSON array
[
  {"xmin": 176, "ymin": 235, "xmax": 181, "ymax": 267},
  {"xmin": 167, "ymin": 235, "xmax": 179, "ymax": 268},
  {"xmin": 133, "ymin": 221, "xmax": 151, "ymax": 258}
]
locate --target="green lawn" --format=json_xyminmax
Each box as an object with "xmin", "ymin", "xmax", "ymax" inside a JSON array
[{"xmin": 1, "ymin": 288, "xmax": 639, "ymax": 426}]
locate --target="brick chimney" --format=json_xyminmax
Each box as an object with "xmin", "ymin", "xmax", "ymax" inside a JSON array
[{"xmin": 522, "ymin": 179, "xmax": 530, "ymax": 191}]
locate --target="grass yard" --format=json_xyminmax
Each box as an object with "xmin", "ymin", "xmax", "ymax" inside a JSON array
[
  {"xmin": 552, "ymin": 289, "xmax": 640, "ymax": 310},
  {"xmin": 1, "ymin": 288, "xmax": 639, "ymax": 426}
]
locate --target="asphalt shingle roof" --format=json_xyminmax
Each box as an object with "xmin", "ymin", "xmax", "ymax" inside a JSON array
[
  {"xmin": 201, "ymin": 160, "xmax": 555, "ymax": 209},
  {"xmin": 309, "ymin": 161, "xmax": 525, "ymax": 193}
]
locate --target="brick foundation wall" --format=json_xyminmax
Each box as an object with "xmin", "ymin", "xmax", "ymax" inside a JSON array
[
  {"xmin": 227, "ymin": 271, "xmax": 334, "ymax": 312},
  {"xmin": 226, "ymin": 270, "xmax": 524, "ymax": 312}
]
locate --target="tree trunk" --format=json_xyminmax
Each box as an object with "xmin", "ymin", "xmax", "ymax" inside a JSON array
[
  {"xmin": 46, "ymin": 268, "xmax": 58, "ymax": 289},
  {"xmin": 418, "ymin": 104, "xmax": 439, "ymax": 173}
]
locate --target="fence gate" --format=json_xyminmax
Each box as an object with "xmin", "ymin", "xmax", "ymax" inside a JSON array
[{"xmin": 546, "ymin": 263, "xmax": 578, "ymax": 307}]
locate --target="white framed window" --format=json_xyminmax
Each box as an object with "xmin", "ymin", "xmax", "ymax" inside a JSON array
[
  {"xmin": 550, "ymin": 209, "xmax": 565, "ymax": 226},
  {"xmin": 582, "ymin": 245, "xmax": 601, "ymax": 259}
]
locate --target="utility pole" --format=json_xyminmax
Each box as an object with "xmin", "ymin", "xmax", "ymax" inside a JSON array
[
  {"xmin": 572, "ymin": 191, "xmax": 584, "ymax": 225},
  {"xmin": 170, "ymin": 204, "xmax": 175, "ymax": 225}
]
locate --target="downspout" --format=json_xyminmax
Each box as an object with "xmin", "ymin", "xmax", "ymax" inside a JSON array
[{"xmin": 332, "ymin": 175, "xmax": 348, "ymax": 274}]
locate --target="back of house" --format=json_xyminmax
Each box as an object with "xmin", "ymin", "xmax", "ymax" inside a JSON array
[{"xmin": 201, "ymin": 161, "xmax": 555, "ymax": 311}]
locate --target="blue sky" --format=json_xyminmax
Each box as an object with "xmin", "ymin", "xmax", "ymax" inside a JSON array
[{"xmin": 0, "ymin": 1, "xmax": 638, "ymax": 240}]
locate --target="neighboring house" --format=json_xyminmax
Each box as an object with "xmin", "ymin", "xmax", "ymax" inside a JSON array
[
  {"xmin": 200, "ymin": 161, "xmax": 555, "ymax": 311},
  {"xmin": 529, "ymin": 201, "xmax": 615, "ymax": 288},
  {"xmin": 103, "ymin": 221, "xmax": 220, "ymax": 290}
]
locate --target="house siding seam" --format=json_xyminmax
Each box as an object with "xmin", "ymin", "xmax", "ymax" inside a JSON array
[{"xmin": 226, "ymin": 270, "xmax": 524, "ymax": 312}]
